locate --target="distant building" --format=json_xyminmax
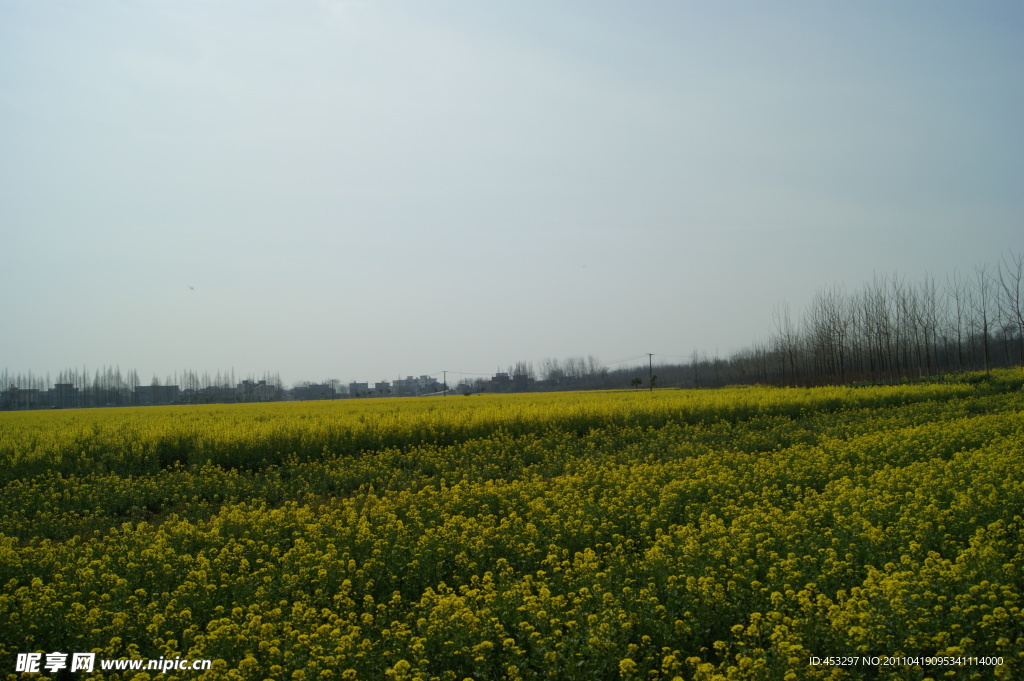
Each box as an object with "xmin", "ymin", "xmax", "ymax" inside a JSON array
[
  {"xmin": 200, "ymin": 385, "xmax": 232, "ymax": 402},
  {"xmin": 291, "ymin": 383, "xmax": 337, "ymax": 401},
  {"xmin": 490, "ymin": 372, "xmax": 532, "ymax": 392},
  {"xmin": 348, "ymin": 382, "xmax": 369, "ymax": 397},
  {"xmin": 512, "ymin": 373, "xmax": 533, "ymax": 391},
  {"xmin": 133, "ymin": 385, "xmax": 180, "ymax": 406},
  {"xmin": 373, "ymin": 381, "xmax": 391, "ymax": 396},
  {"xmin": 48, "ymin": 383, "xmax": 80, "ymax": 408},
  {"xmin": 238, "ymin": 380, "xmax": 279, "ymax": 402},
  {"xmin": 393, "ymin": 375, "xmax": 441, "ymax": 396},
  {"xmin": 0, "ymin": 386, "xmax": 44, "ymax": 410}
]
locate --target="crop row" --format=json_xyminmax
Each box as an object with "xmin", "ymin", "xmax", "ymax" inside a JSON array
[{"xmin": 4, "ymin": 376, "xmax": 1013, "ymax": 482}]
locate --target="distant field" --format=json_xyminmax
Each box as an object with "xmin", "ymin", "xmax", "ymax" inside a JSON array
[{"xmin": 2, "ymin": 371, "xmax": 1023, "ymax": 680}]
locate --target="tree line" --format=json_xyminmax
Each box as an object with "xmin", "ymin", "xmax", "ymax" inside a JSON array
[
  {"xmin": 0, "ymin": 366, "xmax": 284, "ymax": 410},
  {"xmin": 748, "ymin": 251, "xmax": 1024, "ymax": 386},
  {"xmin": 466, "ymin": 251, "xmax": 1024, "ymax": 392},
  {"xmin": 656, "ymin": 252, "xmax": 1023, "ymax": 389},
  {"xmin": 5, "ymin": 251, "xmax": 1022, "ymax": 407}
]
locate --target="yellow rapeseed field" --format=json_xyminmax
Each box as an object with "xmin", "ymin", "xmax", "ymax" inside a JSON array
[{"xmin": 1, "ymin": 370, "xmax": 1022, "ymax": 679}]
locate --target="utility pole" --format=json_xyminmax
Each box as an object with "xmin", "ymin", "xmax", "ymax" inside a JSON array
[
  {"xmin": 443, "ymin": 371, "xmax": 447, "ymax": 397},
  {"xmin": 648, "ymin": 353, "xmax": 653, "ymax": 391}
]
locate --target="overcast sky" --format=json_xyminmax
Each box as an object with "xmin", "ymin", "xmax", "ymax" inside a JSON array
[{"xmin": 2, "ymin": 1, "xmax": 1022, "ymax": 386}]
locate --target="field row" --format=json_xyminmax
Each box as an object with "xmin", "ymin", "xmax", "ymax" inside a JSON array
[{"xmin": 2, "ymin": 378, "xmax": 1007, "ymax": 481}]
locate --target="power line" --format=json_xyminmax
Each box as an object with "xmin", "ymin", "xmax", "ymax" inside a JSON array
[
  {"xmin": 651, "ymin": 352, "xmax": 691, "ymax": 361},
  {"xmin": 604, "ymin": 354, "xmax": 651, "ymax": 365}
]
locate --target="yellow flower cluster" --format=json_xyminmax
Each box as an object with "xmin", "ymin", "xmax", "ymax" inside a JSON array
[{"xmin": 1, "ymin": 369, "xmax": 1022, "ymax": 679}]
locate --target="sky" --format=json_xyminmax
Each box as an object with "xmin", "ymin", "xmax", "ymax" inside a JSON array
[{"xmin": 2, "ymin": 1, "xmax": 1022, "ymax": 386}]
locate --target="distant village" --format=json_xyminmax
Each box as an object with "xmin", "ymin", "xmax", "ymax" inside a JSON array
[{"xmin": 0, "ymin": 371, "xmax": 537, "ymax": 411}]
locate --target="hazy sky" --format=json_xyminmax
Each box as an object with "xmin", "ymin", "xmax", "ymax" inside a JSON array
[{"xmin": 2, "ymin": 1, "xmax": 1022, "ymax": 386}]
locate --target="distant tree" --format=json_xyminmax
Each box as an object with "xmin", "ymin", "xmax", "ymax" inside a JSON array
[
  {"xmin": 998, "ymin": 251, "xmax": 1024, "ymax": 365},
  {"xmin": 973, "ymin": 264, "xmax": 996, "ymax": 373},
  {"xmin": 771, "ymin": 302, "xmax": 800, "ymax": 384},
  {"xmin": 946, "ymin": 269, "xmax": 969, "ymax": 372}
]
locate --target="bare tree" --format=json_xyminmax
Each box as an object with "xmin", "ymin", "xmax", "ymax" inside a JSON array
[
  {"xmin": 916, "ymin": 274, "xmax": 941, "ymax": 377},
  {"xmin": 972, "ymin": 264, "xmax": 996, "ymax": 373},
  {"xmin": 945, "ymin": 269, "xmax": 969, "ymax": 372},
  {"xmin": 771, "ymin": 302, "xmax": 800, "ymax": 384},
  {"xmin": 997, "ymin": 251, "xmax": 1024, "ymax": 365}
]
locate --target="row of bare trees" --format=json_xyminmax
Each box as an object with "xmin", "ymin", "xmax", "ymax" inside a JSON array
[
  {"xmin": 0, "ymin": 366, "xmax": 284, "ymax": 409},
  {"xmin": 456, "ymin": 253, "xmax": 1024, "ymax": 394},
  {"xmin": 537, "ymin": 356, "xmax": 611, "ymax": 387},
  {"xmin": 499, "ymin": 252, "xmax": 1024, "ymax": 391},
  {"xmin": 0, "ymin": 366, "xmax": 143, "ymax": 409},
  {"xmin": 759, "ymin": 253, "xmax": 1023, "ymax": 386}
]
